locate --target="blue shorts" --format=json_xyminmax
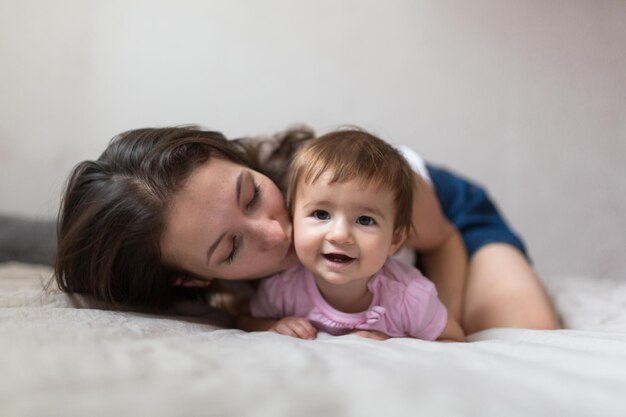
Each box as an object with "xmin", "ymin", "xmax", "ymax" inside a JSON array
[{"xmin": 426, "ymin": 164, "xmax": 528, "ymax": 260}]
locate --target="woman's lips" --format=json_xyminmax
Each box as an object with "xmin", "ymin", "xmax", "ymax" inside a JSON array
[
  {"xmin": 281, "ymin": 243, "xmax": 299, "ymax": 268},
  {"xmin": 285, "ymin": 243, "xmax": 296, "ymax": 259},
  {"xmin": 283, "ymin": 223, "xmax": 295, "ymax": 259}
]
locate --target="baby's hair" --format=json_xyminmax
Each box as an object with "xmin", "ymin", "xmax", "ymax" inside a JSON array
[{"xmin": 287, "ymin": 128, "xmax": 415, "ymax": 238}]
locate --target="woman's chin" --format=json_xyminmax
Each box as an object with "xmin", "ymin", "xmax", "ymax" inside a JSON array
[
  {"xmin": 281, "ymin": 245, "xmax": 300, "ymax": 269},
  {"xmin": 247, "ymin": 244, "xmax": 299, "ymax": 279}
]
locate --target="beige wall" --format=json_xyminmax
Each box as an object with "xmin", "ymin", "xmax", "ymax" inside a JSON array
[{"xmin": 1, "ymin": 0, "xmax": 625, "ymax": 280}]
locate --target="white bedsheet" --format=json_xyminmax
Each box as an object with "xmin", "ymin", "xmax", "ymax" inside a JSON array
[{"xmin": 1, "ymin": 262, "xmax": 626, "ymax": 417}]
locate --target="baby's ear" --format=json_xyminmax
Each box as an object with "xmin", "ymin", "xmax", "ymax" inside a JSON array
[
  {"xmin": 388, "ymin": 229, "xmax": 407, "ymax": 256},
  {"xmin": 172, "ymin": 276, "xmax": 213, "ymax": 288}
]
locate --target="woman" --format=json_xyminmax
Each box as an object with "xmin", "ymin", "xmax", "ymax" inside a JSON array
[{"xmin": 55, "ymin": 125, "xmax": 559, "ymax": 335}]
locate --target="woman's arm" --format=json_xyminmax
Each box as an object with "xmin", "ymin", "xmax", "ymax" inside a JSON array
[
  {"xmin": 406, "ymin": 173, "xmax": 468, "ymax": 324},
  {"xmin": 436, "ymin": 315, "xmax": 465, "ymax": 342}
]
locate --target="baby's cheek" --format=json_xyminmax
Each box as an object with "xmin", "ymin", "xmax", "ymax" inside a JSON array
[
  {"xmin": 361, "ymin": 238, "xmax": 392, "ymax": 272},
  {"xmin": 293, "ymin": 231, "xmax": 318, "ymax": 268},
  {"xmin": 292, "ymin": 220, "xmax": 314, "ymax": 248},
  {"xmin": 293, "ymin": 233, "xmax": 314, "ymax": 258}
]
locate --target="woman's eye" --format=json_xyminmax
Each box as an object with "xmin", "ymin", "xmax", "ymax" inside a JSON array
[
  {"xmin": 312, "ymin": 210, "xmax": 330, "ymax": 220},
  {"xmin": 225, "ymin": 236, "xmax": 239, "ymax": 264},
  {"xmin": 246, "ymin": 183, "xmax": 262, "ymax": 210},
  {"xmin": 357, "ymin": 216, "xmax": 375, "ymax": 226}
]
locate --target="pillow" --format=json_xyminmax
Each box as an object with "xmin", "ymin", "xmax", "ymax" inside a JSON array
[{"xmin": 0, "ymin": 214, "xmax": 56, "ymax": 265}]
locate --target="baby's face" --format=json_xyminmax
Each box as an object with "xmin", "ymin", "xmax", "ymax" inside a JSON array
[{"xmin": 292, "ymin": 173, "xmax": 403, "ymax": 286}]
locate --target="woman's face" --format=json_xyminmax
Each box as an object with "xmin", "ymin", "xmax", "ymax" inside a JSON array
[{"xmin": 160, "ymin": 158, "xmax": 298, "ymax": 281}]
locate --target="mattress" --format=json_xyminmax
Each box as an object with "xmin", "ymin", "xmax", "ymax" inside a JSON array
[{"xmin": 1, "ymin": 262, "xmax": 625, "ymax": 417}]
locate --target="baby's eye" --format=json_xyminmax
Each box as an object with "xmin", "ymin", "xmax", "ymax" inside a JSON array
[
  {"xmin": 356, "ymin": 216, "xmax": 375, "ymax": 226},
  {"xmin": 312, "ymin": 210, "xmax": 330, "ymax": 220}
]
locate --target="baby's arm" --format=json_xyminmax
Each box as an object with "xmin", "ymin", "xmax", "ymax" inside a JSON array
[
  {"xmin": 237, "ymin": 315, "xmax": 317, "ymax": 340},
  {"xmin": 401, "ymin": 262, "xmax": 465, "ymax": 342},
  {"xmin": 436, "ymin": 314, "xmax": 465, "ymax": 342},
  {"xmin": 242, "ymin": 271, "xmax": 318, "ymax": 339}
]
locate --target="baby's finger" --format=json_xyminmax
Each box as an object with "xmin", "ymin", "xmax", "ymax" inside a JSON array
[
  {"xmin": 292, "ymin": 320, "xmax": 317, "ymax": 339},
  {"xmin": 272, "ymin": 323, "xmax": 299, "ymax": 338}
]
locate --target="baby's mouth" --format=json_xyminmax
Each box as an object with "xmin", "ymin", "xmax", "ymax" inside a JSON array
[{"xmin": 322, "ymin": 253, "xmax": 355, "ymax": 264}]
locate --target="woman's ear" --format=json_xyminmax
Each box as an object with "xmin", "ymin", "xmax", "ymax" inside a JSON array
[
  {"xmin": 172, "ymin": 276, "xmax": 213, "ymax": 288},
  {"xmin": 388, "ymin": 229, "xmax": 407, "ymax": 256}
]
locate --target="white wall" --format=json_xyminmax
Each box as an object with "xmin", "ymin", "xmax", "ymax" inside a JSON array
[{"xmin": 1, "ymin": 0, "xmax": 625, "ymax": 280}]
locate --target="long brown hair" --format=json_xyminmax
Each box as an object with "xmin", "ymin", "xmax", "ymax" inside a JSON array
[{"xmin": 55, "ymin": 125, "xmax": 315, "ymax": 309}]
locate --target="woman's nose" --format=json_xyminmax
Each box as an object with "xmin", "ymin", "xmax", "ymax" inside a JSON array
[{"xmin": 254, "ymin": 219, "xmax": 287, "ymax": 250}]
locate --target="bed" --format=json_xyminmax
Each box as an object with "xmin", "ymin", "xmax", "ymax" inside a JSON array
[{"xmin": 1, "ymin": 261, "xmax": 626, "ymax": 417}]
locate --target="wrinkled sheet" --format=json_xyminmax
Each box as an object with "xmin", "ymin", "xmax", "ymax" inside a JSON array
[{"xmin": 1, "ymin": 262, "xmax": 626, "ymax": 417}]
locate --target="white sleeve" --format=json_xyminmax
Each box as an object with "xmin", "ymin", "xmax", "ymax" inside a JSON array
[
  {"xmin": 392, "ymin": 144, "xmax": 431, "ymax": 267},
  {"xmin": 395, "ymin": 144, "xmax": 432, "ymax": 185}
]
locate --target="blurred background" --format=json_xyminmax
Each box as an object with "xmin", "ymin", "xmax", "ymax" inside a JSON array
[{"xmin": 1, "ymin": 0, "xmax": 625, "ymax": 280}]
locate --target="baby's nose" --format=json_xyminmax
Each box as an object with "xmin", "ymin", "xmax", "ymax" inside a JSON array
[{"xmin": 327, "ymin": 219, "xmax": 353, "ymax": 244}]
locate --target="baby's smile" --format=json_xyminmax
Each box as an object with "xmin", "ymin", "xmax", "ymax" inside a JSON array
[{"xmin": 322, "ymin": 252, "xmax": 356, "ymax": 265}]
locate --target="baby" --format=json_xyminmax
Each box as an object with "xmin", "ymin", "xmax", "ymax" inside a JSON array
[{"xmin": 241, "ymin": 129, "xmax": 464, "ymax": 342}]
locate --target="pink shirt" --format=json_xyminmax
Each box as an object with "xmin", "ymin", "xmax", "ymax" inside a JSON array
[{"xmin": 250, "ymin": 258, "xmax": 448, "ymax": 340}]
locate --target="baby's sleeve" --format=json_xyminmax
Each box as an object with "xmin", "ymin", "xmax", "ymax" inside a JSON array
[
  {"xmin": 402, "ymin": 277, "xmax": 448, "ymax": 340},
  {"xmin": 249, "ymin": 275, "xmax": 286, "ymax": 319}
]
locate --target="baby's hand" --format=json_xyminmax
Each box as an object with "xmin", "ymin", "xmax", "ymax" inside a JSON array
[{"xmin": 270, "ymin": 316, "xmax": 317, "ymax": 340}]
